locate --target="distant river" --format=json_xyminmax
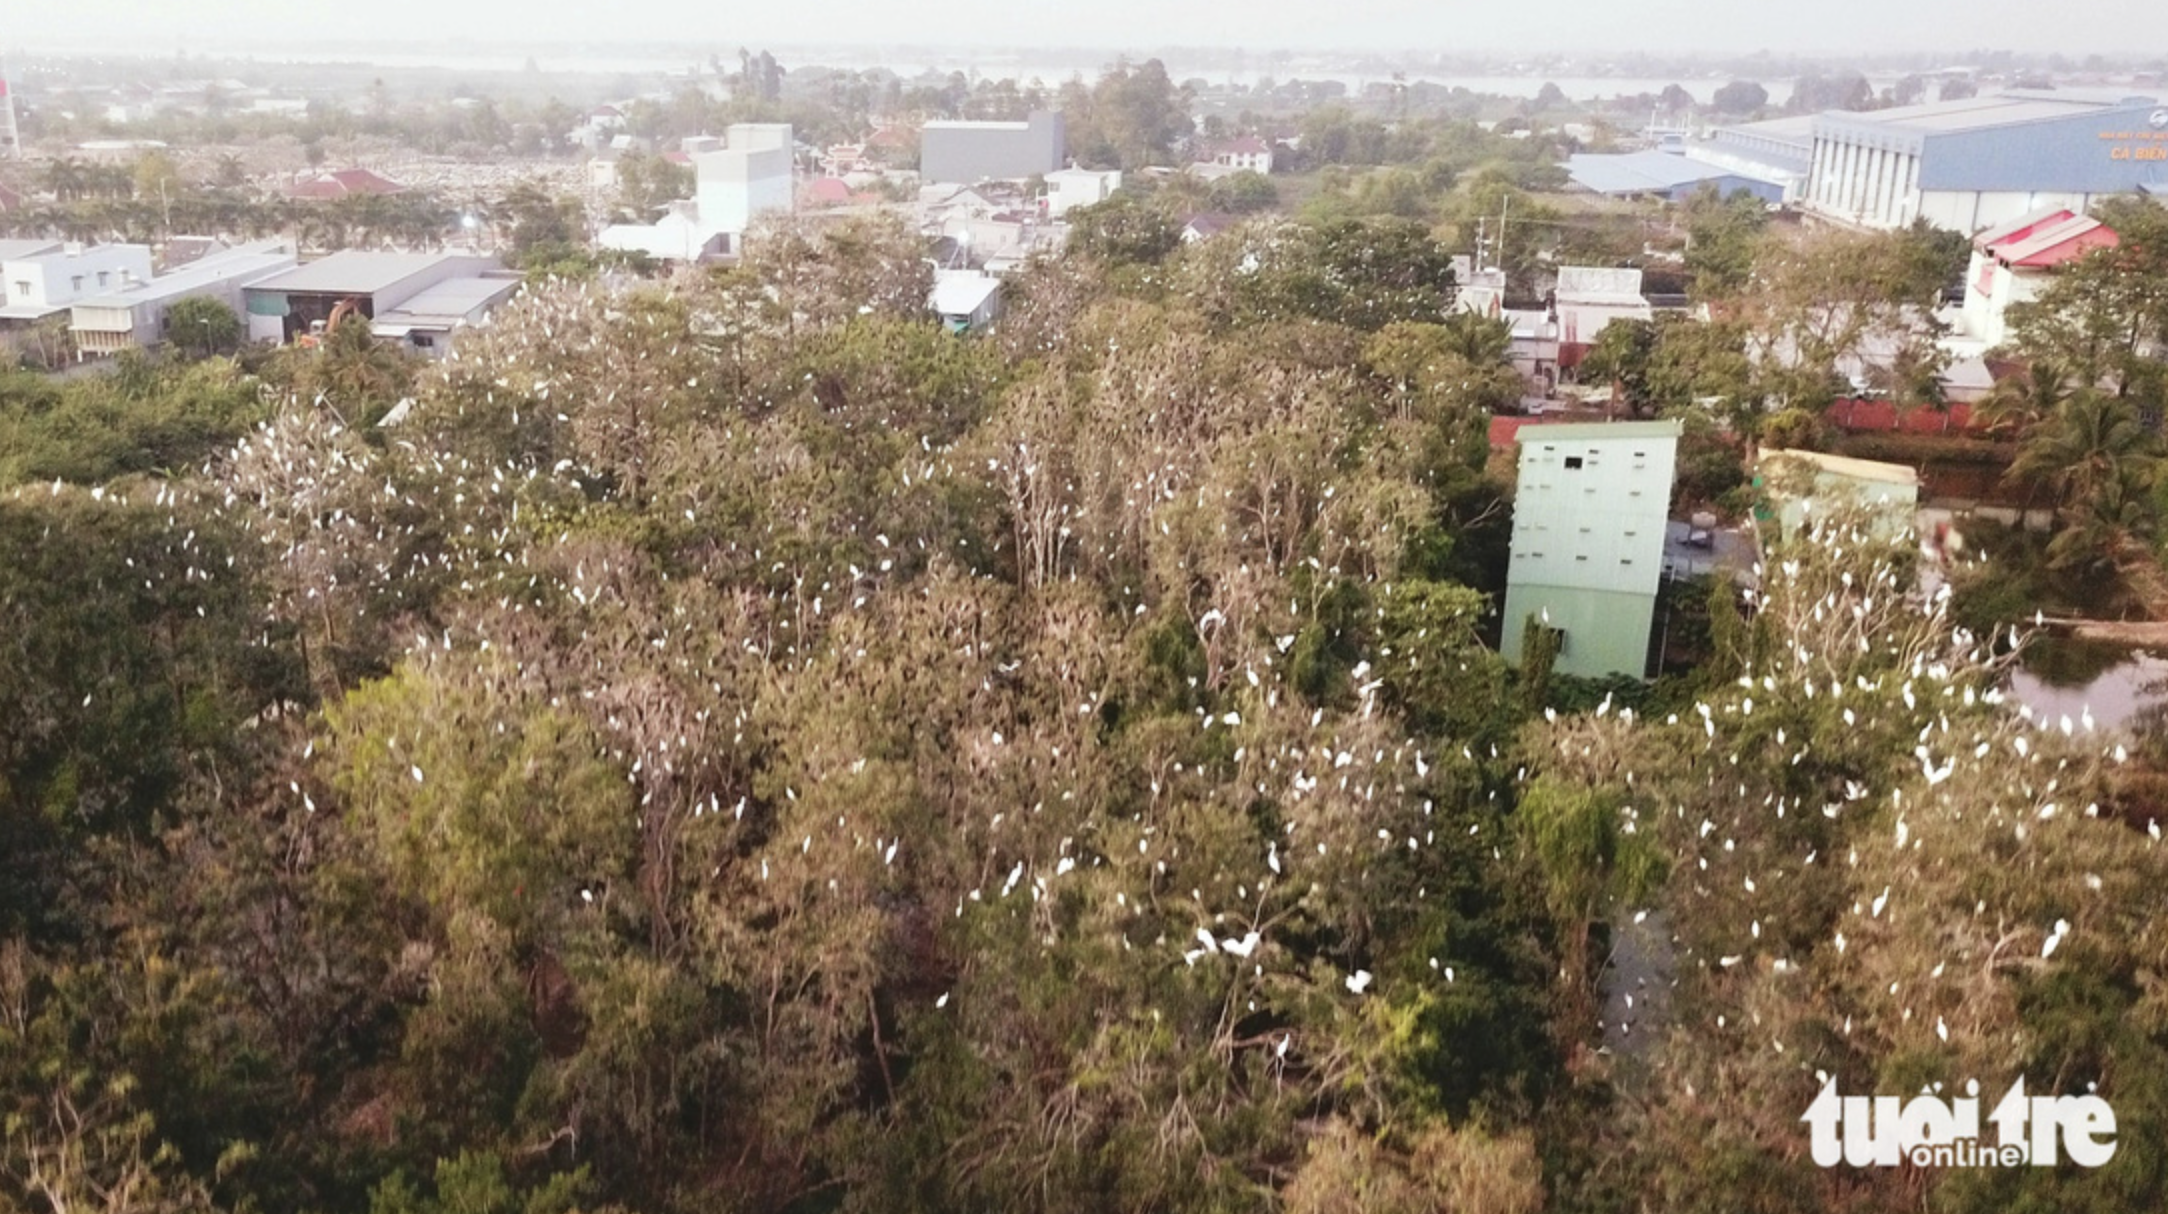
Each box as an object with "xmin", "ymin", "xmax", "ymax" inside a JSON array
[{"xmin": 184, "ymin": 44, "xmax": 1832, "ymax": 107}]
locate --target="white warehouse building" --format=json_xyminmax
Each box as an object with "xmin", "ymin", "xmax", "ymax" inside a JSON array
[{"xmin": 69, "ymin": 240, "xmax": 297, "ymax": 356}]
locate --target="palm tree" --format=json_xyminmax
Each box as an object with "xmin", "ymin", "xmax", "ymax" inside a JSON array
[
  {"xmin": 2006, "ymin": 391, "xmax": 2158, "ymax": 514},
  {"xmin": 1976, "ymin": 360, "xmax": 2075, "ymax": 438},
  {"xmin": 2047, "ymin": 463, "xmax": 2161, "ymax": 574},
  {"xmin": 312, "ymin": 312, "xmax": 414, "ymax": 423},
  {"xmin": 41, "ymin": 156, "xmax": 86, "ymax": 202}
]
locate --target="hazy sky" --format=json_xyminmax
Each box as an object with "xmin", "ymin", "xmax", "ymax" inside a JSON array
[{"xmin": 4, "ymin": 0, "xmax": 2161, "ymax": 58}]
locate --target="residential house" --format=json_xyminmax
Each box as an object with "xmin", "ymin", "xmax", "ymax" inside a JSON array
[
  {"xmin": 1756, "ymin": 448, "xmax": 1920, "ymax": 544},
  {"xmin": 596, "ymin": 206, "xmax": 726, "ymax": 262},
  {"xmin": 1044, "ymin": 167, "xmax": 1121, "ymax": 218},
  {"xmin": 288, "ymin": 168, "xmax": 407, "ymax": 201},
  {"xmin": 1553, "ymin": 266, "xmax": 1653, "ymax": 365},
  {"xmin": 1200, "ymin": 136, "xmax": 1275, "ymax": 174},
  {"xmin": 598, "ymin": 123, "xmax": 794, "ymax": 263},
  {"xmin": 1959, "ymin": 205, "xmax": 2118, "ymax": 349}
]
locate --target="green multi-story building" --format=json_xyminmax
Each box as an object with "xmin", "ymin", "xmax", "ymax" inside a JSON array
[{"xmin": 1500, "ymin": 420, "xmax": 1682, "ymax": 681}]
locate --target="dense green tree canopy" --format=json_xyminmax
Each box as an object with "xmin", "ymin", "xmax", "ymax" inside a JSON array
[{"xmin": 3, "ymin": 200, "xmax": 2165, "ymax": 1214}]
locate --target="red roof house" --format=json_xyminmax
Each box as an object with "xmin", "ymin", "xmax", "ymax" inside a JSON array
[
  {"xmin": 288, "ymin": 168, "xmax": 408, "ymax": 200},
  {"xmin": 1961, "ymin": 206, "xmax": 2120, "ymax": 347}
]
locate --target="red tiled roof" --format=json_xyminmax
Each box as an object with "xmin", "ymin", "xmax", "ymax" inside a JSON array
[
  {"xmin": 805, "ymin": 177, "xmax": 853, "ymax": 204},
  {"xmin": 288, "ymin": 168, "xmax": 407, "ymax": 200},
  {"xmin": 0, "ymin": 181, "xmax": 19, "ymax": 212},
  {"xmin": 660, "ymin": 151, "xmax": 694, "ymax": 166},
  {"xmin": 1489, "ymin": 414, "xmax": 1584, "ymax": 446}
]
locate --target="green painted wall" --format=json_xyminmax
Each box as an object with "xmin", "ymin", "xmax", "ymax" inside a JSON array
[{"xmin": 1500, "ymin": 584, "xmax": 1658, "ymax": 681}]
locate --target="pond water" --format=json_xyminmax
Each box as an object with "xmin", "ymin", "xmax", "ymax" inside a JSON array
[{"xmin": 2007, "ymin": 640, "xmax": 2168, "ymax": 734}]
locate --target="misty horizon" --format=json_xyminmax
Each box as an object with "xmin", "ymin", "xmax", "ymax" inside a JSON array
[{"xmin": 6, "ymin": 0, "xmax": 2168, "ymax": 63}]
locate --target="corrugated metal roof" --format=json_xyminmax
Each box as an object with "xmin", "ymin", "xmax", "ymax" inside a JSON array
[
  {"xmin": 248, "ymin": 251, "xmax": 488, "ymax": 297},
  {"xmin": 0, "ymin": 239, "xmax": 63, "ymax": 261},
  {"xmin": 1565, "ymin": 149, "xmax": 1776, "ymax": 196},
  {"xmin": 930, "ymin": 272, "xmax": 1000, "ymax": 315},
  {"xmin": 71, "ymin": 244, "xmax": 295, "ymax": 309},
  {"xmin": 371, "ymin": 275, "xmax": 522, "ymax": 327},
  {"xmin": 1970, "ymin": 204, "xmax": 2077, "ymax": 249},
  {"xmin": 1823, "ymin": 92, "xmax": 2123, "ymax": 136},
  {"xmin": 1716, "ymin": 114, "xmax": 1818, "ymax": 145},
  {"xmin": 1994, "ymin": 215, "xmax": 2115, "ymax": 267}
]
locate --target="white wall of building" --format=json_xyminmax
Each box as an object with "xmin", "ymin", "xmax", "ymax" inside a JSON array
[
  {"xmin": 1959, "ymin": 250, "xmax": 2055, "ymax": 348},
  {"xmin": 1918, "ymin": 189, "xmax": 2107, "ymax": 236},
  {"xmin": 1045, "ymin": 168, "xmax": 1120, "ymax": 218},
  {"xmin": 69, "ymin": 245, "xmax": 297, "ymax": 355},
  {"xmin": 3, "ymin": 244, "xmax": 154, "ymax": 315},
  {"xmin": 694, "ymin": 124, "xmax": 794, "ymax": 238}
]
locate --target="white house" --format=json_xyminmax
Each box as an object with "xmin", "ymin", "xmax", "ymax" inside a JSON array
[
  {"xmin": 597, "ymin": 207, "xmax": 727, "ymax": 263},
  {"xmin": 68, "ymin": 240, "xmax": 297, "ymax": 357},
  {"xmin": 1553, "ymin": 266, "xmax": 1653, "ymax": 350},
  {"xmin": 1045, "ymin": 167, "xmax": 1121, "ymax": 218},
  {"xmin": 1202, "ymin": 136, "xmax": 1275, "ymax": 174},
  {"xmin": 600, "ymin": 123, "xmax": 794, "ymax": 263},
  {"xmin": 1, "ymin": 242, "xmax": 155, "ymax": 325}
]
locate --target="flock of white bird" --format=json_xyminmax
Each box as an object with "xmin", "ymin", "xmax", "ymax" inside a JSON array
[{"xmin": 10, "ymin": 271, "xmax": 2151, "ymax": 1099}]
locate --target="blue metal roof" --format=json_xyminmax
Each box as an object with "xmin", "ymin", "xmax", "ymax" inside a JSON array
[{"xmin": 1566, "ymin": 150, "xmax": 1782, "ymax": 200}]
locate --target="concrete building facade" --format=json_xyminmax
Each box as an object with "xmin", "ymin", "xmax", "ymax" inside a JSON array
[
  {"xmin": 69, "ymin": 240, "xmax": 296, "ymax": 356},
  {"xmin": 1, "ymin": 242, "xmax": 154, "ymax": 324},
  {"xmin": 1045, "ymin": 167, "xmax": 1121, "ymax": 217},
  {"xmin": 600, "ymin": 123, "xmax": 793, "ymax": 262},
  {"xmin": 1802, "ymin": 92, "xmax": 2168, "ymax": 233},
  {"xmin": 1500, "ymin": 420, "xmax": 1681, "ymax": 681},
  {"xmin": 920, "ymin": 111, "xmax": 1064, "ymax": 185},
  {"xmin": 693, "ymin": 123, "xmax": 795, "ymax": 237}
]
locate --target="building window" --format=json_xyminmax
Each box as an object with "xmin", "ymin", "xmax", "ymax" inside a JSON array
[
  {"xmin": 72, "ymin": 275, "xmax": 84, "ymax": 291},
  {"xmin": 13, "ymin": 281, "xmax": 28, "ymax": 299},
  {"xmin": 97, "ymin": 271, "xmax": 109, "ymax": 286},
  {"xmin": 1564, "ymin": 456, "xmax": 1584, "ymax": 469}
]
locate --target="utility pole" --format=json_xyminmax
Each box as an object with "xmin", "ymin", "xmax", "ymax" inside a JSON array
[{"xmin": 1497, "ymin": 193, "xmax": 1510, "ymax": 283}]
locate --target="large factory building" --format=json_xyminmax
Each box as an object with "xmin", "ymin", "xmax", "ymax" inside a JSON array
[{"xmin": 1800, "ymin": 91, "xmax": 2168, "ymax": 233}]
